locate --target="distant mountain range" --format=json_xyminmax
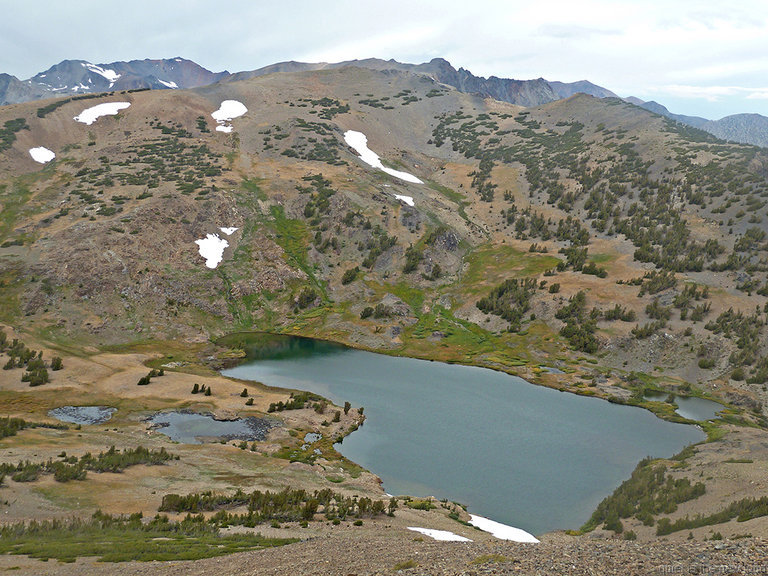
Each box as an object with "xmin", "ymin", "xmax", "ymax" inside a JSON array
[
  {"xmin": 632, "ymin": 101, "xmax": 768, "ymax": 148},
  {"xmin": 0, "ymin": 57, "xmax": 228, "ymax": 103},
  {"xmin": 1, "ymin": 56, "xmax": 766, "ymax": 147}
]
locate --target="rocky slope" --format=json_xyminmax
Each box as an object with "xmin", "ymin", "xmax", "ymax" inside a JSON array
[
  {"xmin": 704, "ymin": 113, "xmax": 768, "ymax": 148},
  {"xmin": 1, "ymin": 64, "xmax": 768, "ymax": 566},
  {"xmin": 2, "ymin": 530, "xmax": 765, "ymax": 576}
]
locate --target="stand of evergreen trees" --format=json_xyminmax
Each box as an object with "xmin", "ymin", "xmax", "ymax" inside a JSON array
[{"xmin": 160, "ymin": 486, "xmax": 394, "ymax": 525}]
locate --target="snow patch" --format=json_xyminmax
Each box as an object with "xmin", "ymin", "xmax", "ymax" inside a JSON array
[
  {"xmin": 211, "ymin": 100, "xmax": 247, "ymax": 133},
  {"xmin": 468, "ymin": 515, "xmax": 539, "ymax": 543},
  {"xmin": 29, "ymin": 147, "xmax": 55, "ymax": 163},
  {"xmin": 343, "ymin": 130, "xmax": 423, "ymax": 184},
  {"xmin": 394, "ymin": 194, "xmax": 414, "ymax": 207},
  {"xmin": 220, "ymin": 227, "xmax": 238, "ymax": 235},
  {"xmin": 212, "ymin": 100, "xmax": 248, "ymax": 122},
  {"xmin": 159, "ymin": 79, "xmax": 178, "ymax": 89},
  {"xmin": 195, "ymin": 234, "xmax": 229, "ymax": 269},
  {"xmin": 73, "ymin": 102, "xmax": 131, "ymax": 125},
  {"xmin": 82, "ymin": 62, "xmax": 121, "ymax": 83},
  {"xmin": 407, "ymin": 527, "xmax": 471, "ymax": 542}
]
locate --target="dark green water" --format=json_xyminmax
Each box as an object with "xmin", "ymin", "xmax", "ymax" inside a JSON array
[{"xmin": 223, "ymin": 334, "xmax": 704, "ymax": 535}]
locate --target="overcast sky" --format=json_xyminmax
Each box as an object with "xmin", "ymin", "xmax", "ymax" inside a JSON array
[{"xmin": 2, "ymin": 0, "xmax": 767, "ymax": 119}]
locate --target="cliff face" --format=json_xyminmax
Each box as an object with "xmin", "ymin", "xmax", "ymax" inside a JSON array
[{"xmin": 425, "ymin": 61, "xmax": 558, "ymax": 107}]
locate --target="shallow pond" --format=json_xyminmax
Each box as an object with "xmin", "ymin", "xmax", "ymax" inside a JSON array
[
  {"xmin": 223, "ymin": 334, "xmax": 705, "ymax": 535},
  {"xmin": 148, "ymin": 412, "xmax": 274, "ymax": 444},
  {"xmin": 644, "ymin": 393, "xmax": 724, "ymax": 421},
  {"xmin": 49, "ymin": 406, "xmax": 116, "ymax": 425}
]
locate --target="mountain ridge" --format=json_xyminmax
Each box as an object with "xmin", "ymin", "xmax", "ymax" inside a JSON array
[{"xmin": 3, "ymin": 55, "xmax": 768, "ymax": 147}]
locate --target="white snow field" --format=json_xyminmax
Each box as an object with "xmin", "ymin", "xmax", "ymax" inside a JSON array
[
  {"xmin": 158, "ymin": 79, "xmax": 179, "ymax": 89},
  {"xmin": 468, "ymin": 515, "xmax": 539, "ymax": 543},
  {"xmin": 406, "ymin": 527, "xmax": 472, "ymax": 542},
  {"xmin": 343, "ymin": 130, "xmax": 423, "ymax": 184},
  {"xmin": 73, "ymin": 102, "xmax": 131, "ymax": 125},
  {"xmin": 195, "ymin": 234, "xmax": 229, "ymax": 268},
  {"xmin": 220, "ymin": 227, "xmax": 238, "ymax": 235},
  {"xmin": 394, "ymin": 194, "xmax": 415, "ymax": 206},
  {"xmin": 211, "ymin": 100, "xmax": 247, "ymax": 132},
  {"xmin": 29, "ymin": 147, "xmax": 55, "ymax": 163}
]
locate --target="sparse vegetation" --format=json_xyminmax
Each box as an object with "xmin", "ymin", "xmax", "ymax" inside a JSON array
[
  {"xmin": 0, "ymin": 446, "xmax": 176, "ymax": 483},
  {"xmin": 0, "ymin": 511, "xmax": 295, "ymax": 562}
]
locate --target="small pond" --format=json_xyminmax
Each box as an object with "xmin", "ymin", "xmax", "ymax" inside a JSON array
[
  {"xmin": 644, "ymin": 393, "xmax": 724, "ymax": 421},
  {"xmin": 148, "ymin": 412, "xmax": 275, "ymax": 444},
  {"xmin": 49, "ymin": 406, "xmax": 116, "ymax": 425}
]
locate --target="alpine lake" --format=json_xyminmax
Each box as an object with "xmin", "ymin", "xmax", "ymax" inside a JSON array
[{"xmin": 222, "ymin": 334, "xmax": 706, "ymax": 536}]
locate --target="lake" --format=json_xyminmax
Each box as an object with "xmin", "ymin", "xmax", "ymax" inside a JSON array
[{"xmin": 223, "ymin": 334, "xmax": 704, "ymax": 535}]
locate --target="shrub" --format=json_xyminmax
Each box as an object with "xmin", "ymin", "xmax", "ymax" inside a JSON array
[
  {"xmin": 341, "ymin": 267, "xmax": 359, "ymax": 285},
  {"xmin": 403, "ymin": 245, "xmax": 423, "ymax": 273},
  {"xmin": 698, "ymin": 358, "xmax": 716, "ymax": 369},
  {"xmin": 373, "ymin": 303, "xmax": 392, "ymax": 318},
  {"xmin": 360, "ymin": 306, "xmax": 374, "ymax": 319},
  {"xmin": 296, "ymin": 287, "xmax": 317, "ymax": 309}
]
